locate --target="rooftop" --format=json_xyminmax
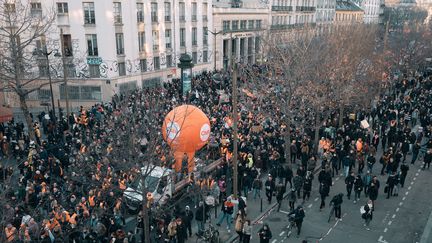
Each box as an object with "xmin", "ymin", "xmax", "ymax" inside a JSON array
[{"xmin": 336, "ymin": 0, "xmax": 364, "ymax": 11}]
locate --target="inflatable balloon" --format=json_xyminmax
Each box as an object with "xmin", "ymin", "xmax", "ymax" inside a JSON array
[{"xmin": 162, "ymin": 105, "xmax": 211, "ymax": 172}]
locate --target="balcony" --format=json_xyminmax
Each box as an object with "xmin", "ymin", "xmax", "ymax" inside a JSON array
[
  {"xmin": 272, "ymin": 6, "xmax": 293, "ymax": 11},
  {"xmin": 295, "ymin": 6, "xmax": 316, "ymax": 12}
]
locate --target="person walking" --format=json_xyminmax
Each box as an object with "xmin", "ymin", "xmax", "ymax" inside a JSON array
[
  {"xmin": 345, "ymin": 172, "xmax": 355, "ymax": 200},
  {"xmin": 368, "ymin": 181, "xmax": 379, "ymax": 211},
  {"xmin": 302, "ymin": 171, "xmax": 313, "ymax": 202},
  {"xmin": 361, "ymin": 200, "xmax": 373, "ymax": 230},
  {"xmin": 257, "ymin": 224, "xmax": 272, "ymax": 243},
  {"xmin": 264, "ymin": 175, "xmax": 276, "ymax": 204},
  {"xmin": 354, "ymin": 175, "xmax": 364, "ymax": 203},
  {"xmin": 386, "ymin": 172, "xmax": 397, "ymax": 199},
  {"xmin": 289, "ymin": 205, "xmax": 305, "ymax": 236},
  {"xmin": 276, "ymin": 183, "xmax": 286, "ymax": 212},
  {"xmin": 423, "ymin": 149, "xmax": 432, "ymax": 170},
  {"xmin": 252, "ymin": 176, "xmax": 262, "ymax": 200},
  {"xmin": 362, "ymin": 171, "xmax": 372, "ymax": 197},
  {"xmin": 319, "ymin": 182, "xmax": 330, "ymax": 211},
  {"xmin": 400, "ymin": 163, "xmax": 409, "ymax": 188},
  {"xmin": 216, "ymin": 197, "xmax": 234, "ymax": 232},
  {"xmin": 367, "ymin": 153, "xmax": 376, "ymax": 173},
  {"xmin": 195, "ymin": 201, "xmax": 207, "ymax": 235},
  {"xmin": 242, "ymin": 220, "xmax": 252, "ymax": 243},
  {"xmin": 234, "ymin": 211, "xmax": 246, "ymax": 242},
  {"xmin": 411, "ymin": 142, "xmax": 421, "ymax": 165},
  {"xmin": 287, "ymin": 188, "xmax": 297, "ymax": 211},
  {"xmin": 293, "ymin": 173, "xmax": 304, "ymax": 198},
  {"xmin": 330, "ymin": 193, "xmax": 344, "ymax": 221},
  {"xmin": 182, "ymin": 206, "xmax": 193, "ymax": 238}
]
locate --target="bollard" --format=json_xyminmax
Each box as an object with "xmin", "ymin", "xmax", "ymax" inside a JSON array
[{"xmin": 260, "ymin": 198, "xmax": 263, "ymax": 212}]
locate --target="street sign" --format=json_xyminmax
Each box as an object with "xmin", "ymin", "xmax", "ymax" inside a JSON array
[{"xmin": 87, "ymin": 57, "xmax": 102, "ymax": 65}]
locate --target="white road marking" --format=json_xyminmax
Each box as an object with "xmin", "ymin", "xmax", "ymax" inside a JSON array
[
  {"xmin": 396, "ymin": 208, "xmax": 400, "ymax": 212},
  {"xmin": 392, "ymin": 214, "xmax": 396, "ymax": 219},
  {"xmin": 279, "ymin": 210, "xmax": 289, "ymax": 215},
  {"xmin": 378, "ymin": 235, "xmax": 389, "ymax": 243},
  {"xmin": 402, "ymin": 197, "xmax": 406, "ymax": 201},
  {"xmin": 336, "ymin": 177, "xmax": 340, "ymax": 181},
  {"xmin": 416, "ymin": 173, "xmax": 419, "ymax": 176},
  {"xmin": 405, "ymin": 191, "xmax": 409, "ymax": 195},
  {"xmin": 279, "ymin": 231, "xmax": 285, "ymax": 236},
  {"xmin": 418, "ymin": 169, "xmax": 421, "ymax": 172},
  {"xmin": 272, "ymin": 239, "xmax": 277, "ymax": 243},
  {"xmin": 408, "ymin": 186, "xmax": 412, "ymax": 190},
  {"xmin": 308, "ymin": 204, "xmax": 313, "ymax": 208},
  {"xmin": 414, "ymin": 177, "xmax": 417, "ymax": 181},
  {"xmin": 399, "ymin": 202, "xmax": 403, "ymax": 206},
  {"xmin": 388, "ymin": 221, "xmax": 392, "ymax": 225},
  {"xmin": 384, "ymin": 228, "xmax": 388, "ymax": 233},
  {"xmin": 411, "ymin": 181, "xmax": 414, "ymax": 185},
  {"xmin": 315, "ymin": 198, "xmax": 319, "ymax": 201}
]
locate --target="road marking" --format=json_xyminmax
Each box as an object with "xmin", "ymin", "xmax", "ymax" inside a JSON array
[
  {"xmin": 308, "ymin": 204, "xmax": 313, "ymax": 208},
  {"xmin": 384, "ymin": 228, "xmax": 388, "ymax": 233},
  {"xmin": 336, "ymin": 177, "xmax": 340, "ymax": 181},
  {"xmin": 411, "ymin": 181, "xmax": 414, "ymax": 185},
  {"xmin": 402, "ymin": 197, "xmax": 406, "ymax": 201},
  {"xmin": 416, "ymin": 173, "xmax": 419, "ymax": 176},
  {"xmin": 399, "ymin": 202, "xmax": 403, "ymax": 206},
  {"xmin": 272, "ymin": 240, "xmax": 277, "ymax": 243},
  {"xmin": 405, "ymin": 191, "xmax": 409, "ymax": 195},
  {"xmin": 396, "ymin": 208, "xmax": 400, "ymax": 212},
  {"xmin": 315, "ymin": 198, "xmax": 319, "ymax": 201},
  {"xmin": 279, "ymin": 231, "xmax": 285, "ymax": 236},
  {"xmin": 279, "ymin": 210, "xmax": 289, "ymax": 215},
  {"xmin": 414, "ymin": 177, "xmax": 417, "ymax": 181},
  {"xmin": 378, "ymin": 235, "xmax": 389, "ymax": 243},
  {"xmin": 408, "ymin": 186, "xmax": 412, "ymax": 190},
  {"xmin": 392, "ymin": 214, "xmax": 396, "ymax": 219},
  {"xmin": 418, "ymin": 169, "xmax": 421, "ymax": 172},
  {"xmin": 388, "ymin": 221, "xmax": 392, "ymax": 225}
]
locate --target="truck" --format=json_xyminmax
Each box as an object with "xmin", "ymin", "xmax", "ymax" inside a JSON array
[{"xmin": 124, "ymin": 158, "xmax": 224, "ymax": 214}]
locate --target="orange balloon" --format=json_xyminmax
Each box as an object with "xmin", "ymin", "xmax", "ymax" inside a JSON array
[{"xmin": 162, "ymin": 105, "xmax": 211, "ymax": 172}]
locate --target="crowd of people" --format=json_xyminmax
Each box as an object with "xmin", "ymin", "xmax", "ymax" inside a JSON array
[{"xmin": 0, "ymin": 62, "xmax": 431, "ymax": 243}]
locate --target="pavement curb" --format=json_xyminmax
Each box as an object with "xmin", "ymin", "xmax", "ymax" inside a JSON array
[
  {"xmin": 227, "ymin": 165, "xmax": 323, "ymax": 243},
  {"xmin": 420, "ymin": 207, "xmax": 432, "ymax": 243}
]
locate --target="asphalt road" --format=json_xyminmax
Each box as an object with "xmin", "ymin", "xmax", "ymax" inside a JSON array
[{"xmin": 253, "ymin": 159, "xmax": 432, "ymax": 243}]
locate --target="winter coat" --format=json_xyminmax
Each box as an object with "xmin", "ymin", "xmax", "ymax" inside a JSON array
[{"xmin": 293, "ymin": 176, "xmax": 303, "ymax": 191}]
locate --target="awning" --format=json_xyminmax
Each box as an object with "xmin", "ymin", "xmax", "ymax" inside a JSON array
[{"xmin": 0, "ymin": 106, "xmax": 13, "ymax": 123}]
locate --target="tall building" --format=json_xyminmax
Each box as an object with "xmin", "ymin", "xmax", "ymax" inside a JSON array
[
  {"xmin": 212, "ymin": 0, "xmax": 268, "ymax": 70},
  {"xmin": 3, "ymin": 0, "xmax": 213, "ymax": 109},
  {"xmin": 353, "ymin": 0, "xmax": 383, "ymax": 23},
  {"xmin": 269, "ymin": 0, "xmax": 317, "ymax": 31},
  {"xmin": 335, "ymin": 0, "xmax": 365, "ymax": 23},
  {"xmin": 316, "ymin": 0, "xmax": 337, "ymax": 24}
]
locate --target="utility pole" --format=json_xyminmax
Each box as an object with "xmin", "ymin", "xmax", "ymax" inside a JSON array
[
  {"xmin": 60, "ymin": 29, "xmax": 70, "ymax": 128},
  {"xmin": 231, "ymin": 33, "xmax": 239, "ymax": 199},
  {"xmin": 208, "ymin": 29, "xmax": 223, "ymax": 71}
]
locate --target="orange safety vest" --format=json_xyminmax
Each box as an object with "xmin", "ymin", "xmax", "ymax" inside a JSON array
[
  {"xmin": 5, "ymin": 227, "xmax": 16, "ymax": 242},
  {"xmin": 89, "ymin": 196, "xmax": 96, "ymax": 207},
  {"xmin": 69, "ymin": 213, "xmax": 77, "ymax": 225},
  {"xmin": 119, "ymin": 179, "xmax": 126, "ymax": 190},
  {"xmin": 49, "ymin": 219, "xmax": 60, "ymax": 230},
  {"xmin": 62, "ymin": 211, "xmax": 70, "ymax": 223}
]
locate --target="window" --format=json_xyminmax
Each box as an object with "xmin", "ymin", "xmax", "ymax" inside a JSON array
[
  {"xmin": 165, "ymin": 29, "xmax": 171, "ymax": 48},
  {"xmin": 256, "ymin": 20, "xmax": 262, "ymax": 29},
  {"xmin": 116, "ymin": 33, "xmax": 124, "ymax": 55},
  {"xmin": 180, "ymin": 28, "xmax": 186, "ymax": 47},
  {"xmin": 179, "ymin": 3, "xmax": 185, "ymax": 21},
  {"xmin": 4, "ymin": 3, "xmax": 15, "ymax": 12},
  {"xmin": 203, "ymin": 50, "xmax": 208, "ymax": 63},
  {"xmin": 202, "ymin": 3, "xmax": 208, "ymax": 21},
  {"xmin": 89, "ymin": 65, "xmax": 100, "ymax": 77},
  {"xmin": 31, "ymin": 2, "xmax": 42, "ymax": 17},
  {"xmin": 192, "ymin": 28, "xmax": 197, "ymax": 46},
  {"xmin": 192, "ymin": 52, "xmax": 197, "ymax": 64},
  {"xmin": 118, "ymin": 62, "xmax": 126, "ymax": 76},
  {"xmin": 140, "ymin": 59, "xmax": 147, "ymax": 72},
  {"xmin": 119, "ymin": 81, "xmax": 137, "ymax": 94},
  {"xmin": 154, "ymin": 56, "xmax": 160, "ymax": 70},
  {"xmin": 80, "ymin": 86, "xmax": 101, "ymax": 100},
  {"xmin": 38, "ymin": 89, "xmax": 51, "ymax": 101},
  {"xmin": 86, "ymin": 34, "xmax": 98, "ymax": 56},
  {"xmin": 255, "ymin": 36, "xmax": 260, "ymax": 53},
  {"xmin": 240, "ymin": 20, "xmax": 247, "ymax": 30},
  {"xmin": 240, "ymin": 38, "xmax": 245, "ymax": 57},
  {"xmin": 248, "ymin": 20, "xmax": 254, "ymax": 29},
  {"xmin": 113, "ymin": 2, "xmax": 122, "ymax": 24},
  {"xmin": 248, "ymin": 37, "xmax": 253, "ymax": 54},
  {"xmin": 164, "ymin": 2, "xmax": 171, "ymax": 21},
  {"xmin": 203, "ymin": 27, "xmax": 208, "ymax": 45},
  {"xmin": 60, "ymin": 85, "xmax": 79, "ymax": 99},
  {"xmin": 192, "ymin": 3, "xmax": 197, "ymax": 21},
  {"xmin": 62, "ymin": 34, "xmax": 73, "ymax": 56},
  {"xmin": 83, "ymin": 2, "xmax": 96, "ymax": 24},
  {"xmin": 166, "ymin": 55, "xmax": 172, "ymax": 67},
  {"xmin": 232, "ymin": 21, "xmax": 239, "ymax": 30},
  {"xmin": 223, "ymin": 21, "xmax": 230, "ymax": 31},
  {"xmin": 151, "ymin": 3, "xmax": 158, "ymax": 22},
  {"xmin": 137, "ymin": 3, "xmax": 144, "ymax": 23},
  {"xmin": 38, "ymin": 59, "xmax": 49, "ymax": 77},
  {"xmin": 152, "ymin": 30, "xmax": 159, "ymax": 51},
  {"xmin": 142, "ymin": 77, "xmax": 161, "ymax": 88},
  {"xmin": 138, "ymin": 31, "xmax": 145, "ymax": 52},
  {"xmin": 57, "ymin": 2, "xmax": 68, "ymax": 14}
]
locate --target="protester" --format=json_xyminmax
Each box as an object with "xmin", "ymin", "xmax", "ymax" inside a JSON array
[
  {"xmin": 257, "ymin": 224, "xmax": 272, "ymax": 243},
  {"xmin": 330, "ymin": 193, "xmax": 344, "ymax": 221}
]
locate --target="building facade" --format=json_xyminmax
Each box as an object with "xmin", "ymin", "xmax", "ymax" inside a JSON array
[
  {"xmin": 353, "ymin": 0, "xmax": 383, "ymax": 23},
  {"xmin": 335, "ymin": 0, "xmax": 365, "ymax": 23},
  {"xmin": 269, "ymin": 0, "xmax": 317, "ymax": 31},
  {"xmin": 212, "ymin": 0, "xmax": 268, "ymax": 70},
  {"xmin": 2, "ymin": 0, "xmax": 213, "ymax": 109},
  {"xmin": 316, "ymin": 0, "xmax": 337, "ymax": 24}
]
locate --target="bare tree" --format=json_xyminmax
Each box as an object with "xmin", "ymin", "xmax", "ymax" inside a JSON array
[{"xmin": 0, "ymin": 0, "xmax": 56, "ymax": 140}]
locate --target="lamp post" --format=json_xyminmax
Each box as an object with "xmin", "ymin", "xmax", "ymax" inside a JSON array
[
  {"xmin": 33, "ymin": 47, "xmax": 60, "ymax": 124},
  {"xmin": 208, "ymin": 29, "xmax": 223, "ymax": 71},
  {"xmin": 178, "ymin": 53, "xmax": 194, "ymax": 99}
]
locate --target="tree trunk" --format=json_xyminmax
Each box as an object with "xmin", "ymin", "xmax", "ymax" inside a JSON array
[
  {"xmin": 19, "ymin": 94, "xmax": 35, "ymax": 141},
  {"xmin": 142, "ymin": 177, "xmax": 151, "ymax": 243},
  {"xmin": 284, "ymin": 116, "xmax": 291, "ymax": 164},
  {"xmin": 338, "ymin": 105, "xmax": 344, "ymax": 128}
]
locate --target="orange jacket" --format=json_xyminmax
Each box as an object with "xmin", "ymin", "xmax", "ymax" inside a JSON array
[{"xmin": 5, "ymin": 226, "xmax": 17, "ymax": 242}]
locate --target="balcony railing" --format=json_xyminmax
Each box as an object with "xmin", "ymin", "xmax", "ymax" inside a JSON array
[
  {"xmin": 271, "ymin": 6, "xmax": 293, "ymax": 11},
  {"xmin": 295, "ymin": 6, "xmax": 316, "ymax": 12}
]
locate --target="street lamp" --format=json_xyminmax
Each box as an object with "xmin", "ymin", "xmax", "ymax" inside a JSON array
[
  {"xmin": 178, "ymin": 53, "xmax": 194, "ymax": 99},
  {"xmin": 207, "ymin": 29, "xmax": 224, "ymax": 71},
  {"xmin": 33, "ymin": 47, "xmax": 60, "ymax": 124}
]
